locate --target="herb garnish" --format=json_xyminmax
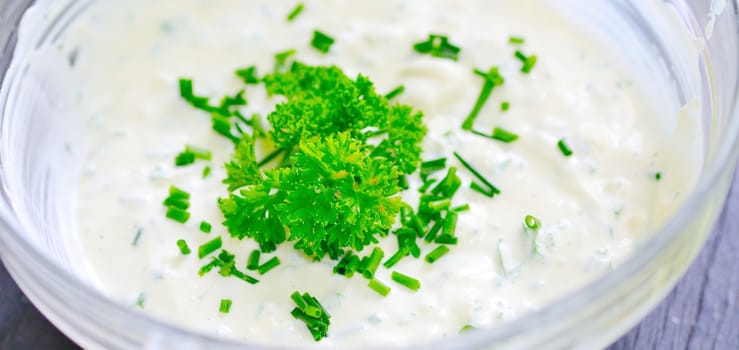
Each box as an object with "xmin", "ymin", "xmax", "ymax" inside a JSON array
[
  {"xmin": 219, "ymin": 299, "xmax": 232, "ymax": 313},
  {"xmin": 176, "ymin": 239, "xmax": 191, "ymax": 255},
  {"xmin": 199, "ymin": 221, "xmax": 212, "ymax": 233},
  {"xmin": 413, "ymin": 34, "xmax": 461, "ymax": 61},
  {"xmin": 453, "ymin": 152, "xmax": 501, "ymax": 197},
  {"xmin": 391, "ymin": 271, "xmax": 421, "ymax": 291},
  {"xmin": 462, "ymin": 67, "xmax": 505, "ymax": 131},
  {"xmin": 514, "ymin": 50, "xmax": 537, "ymax": 74},
  {"xmin": 291, "ymin": 291, "xmax": 330, "ymax": 341},
  {"xmin": 287, "ymin": 3, "xmax": 305, "ymax": 22},
  {"xmin": 311, "ymin": 30, "xmax": 335, "ymax": 53},
  {"xmin": 368, "ymin": 278, "xmax": 391, "ymax": 297},
  {"xmin": 557, "ymin": 138, "xmax": 573, "ymax": 157},
  {"xmin": 198, "ymin": 236, "xmax": 223, "ymax": 259},
  {"xmin": 384, "ymin": 85, "xmax": 405, "ymax": 100}
]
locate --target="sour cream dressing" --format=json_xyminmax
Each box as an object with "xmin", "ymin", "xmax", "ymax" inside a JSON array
[{"xmin": 31, "ymin": 0, "xmax": 701, "ymax": 347}]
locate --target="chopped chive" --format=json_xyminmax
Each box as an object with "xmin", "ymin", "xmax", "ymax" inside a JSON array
[
  {"xmin": 198, "ymin": 236, "xmax": 222, "ymax": 259},
  {"xmin": 391, "ymin": 271, "xmax": 421, "ymax": 291},
  {"xmin": 434, "ymin": 235, "xmax": 458, "ymax": 245},
  {"xmin": 655, "ymin": 172, "xmax": 662, "ymax": 181},
  {"xmin": 235, "ymin": 65, "xmax": 260, "ymax": 84},
  {"xmin": 462, "ymin": 67, "xmax": 505, "ymax": 130},
  {"xmin": 452, "ymin": 204, "xmax": 470, "ymax": 212},
  {"xmin": 413, "ymin": 34, "xmax": 461, "ymax": 61},
  {"xmin": 470, "ymin": 181, "xmax": 495, "ymax": 198},
  {"xmin": 398, "ymin": 174, "xmax": 409, "ymax": 190},
  {"xmin": 135, "ymin": 293, "xmax": 146, "ymax": 308},
  {"xmin": 166, "ymin": 207, "xmax": 190, "ymax": 223},
  {"xmin": 492, "ymin": 127, "xmax": 519, "ymax": 143},
  {"xmin": 424, "ymin": 219, "xmax": 444, "ymax": 243},
  {"xmin": 509, "ymin": 36, "xmax": 525, "ymax": 45},
  {"xmin": 163, "ymin": 196, "xmax": 188, "ymax": 210},
  {"xmin": 524, "ymin": 215, "xmax": 541, "ymax": 230},
  {"xmin": 230, "ymin": 269, "xmax": 260, "ymax": 284},
  {"xmin": 368, "ymin": 278, "xmax": 391, "ymax": 297},
  {"xmin": 202, "ymin": 166, "xmax": 211, "ymax": 178},
  {"xmin": 247, "ymin": 249, "xmax": 261, "ymax": 270},
  {"xmin": 257, "ymin": 148, "xmax": 286, "ymax": 167},
  {"xmin": 383, "ymin": 248, "xmax": 408, "ymax": 269},
  {"xmin": 427, "ymin": 199, "xmax": 451, "ymax": 212},
  {"xmin": 175, "ymin": 151, "xmax": 195, "ymax": 166},
  {"xmin": 132, "ymin": 227, "xmax": 143, "ymax": 246},
  {"xmin": 176, "ymin": 239, "xmax": 191, "ymax": 255},
  {"xmin": 514, "ymin": 50, "xmax": 537, "ymax": 73},
  {"xmin": 453, "ymin": 152, "xmax": 501, "ymax": 195},
  {"xmin": 199, "ymin": 221, "xmax": 212, "ymax": 233},
  {"xmin": 420, "ymin": 157, "xmax": 447, "ymax": 180},
  {"xmin": 425, "ymin": 245, "xmax": 450, "ymax": 263},
  {"xmin": 361, "ymin": 247, "xmax": 384, "ymax": 279},
  {"xmin": 430, "ymin": 166, "xmax": 462, "ymax": 198},
  {"xmin": 384, "ymin": 85, "xmax": 405, "ymax": 100},
  {"xmin": 287, "ymin": 3, "xmax": 304, "ymax": 22},
  {"xmin": 311, "ymin": 30, "xmax": 335, "ymax": 54},
  {"xmin": 257, "ymin": 256, "xmax": 281, "ymax": 275},
  {"xmin": 219, "ymin": 299, "xmax": 232, "ymax": 313},
  {"xmin": 185, "ymin": 145, "xmax": 212, "ymax": 161},
  {"xmin": 418, "ymin": 178, "xmax": 437, "ymax": 193},
  {"xmin": 501, "ymin": 101, "xmax": 510, "ymax": 111},
  {"xmin": 557, "ymin": 138, "xmax": 573, "ymax": 157},
  {"xmin": 290, "ymin": 292, "xmax": 330, "ymax": 341},
  {"xmin": 291, "ymin": 291, "xmax": 308, "ymax": 310},
  {"xmin": 198, "ymin": 258, "xmax": 219, "ymax": 276},
  {"xmin": 334, "ymin": 251, "xmax": 357, "ymax": 277},
  {"xmin": 442, "ymin": 211, "xmax": 458, "ymax": 236},
  {"xmin": 460, "ymin": 324, "xmax": 476, "ymax": 333},
  {"xmin": 169, "ymin": 186, "xmax": 190, "ymax": 199}
]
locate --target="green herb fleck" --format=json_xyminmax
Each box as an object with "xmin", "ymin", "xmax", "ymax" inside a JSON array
[
  {"xmin": 501, "ymin": 101, "xmax": 510, "ymax": 111},
  {"xmin": 236, "ymin": 65, "xmax": 260, "ymax": 84},
  {"xmin": 166, "ymin": 207, "xmax": 190, "ymax": 223},
  {"xmin": 361, "ymin": 247, "xmax": 384, "ymax": 279},
  {"xmin": 391, "ymin": 271, "xmax": 421, "ymax": 291},
  {"xmin": 655, "ymin": 172, "xmax": 662, "ymax": 181},
  {"xmin": 219, "ymin": 299, "xmax": 232, "ymax": 313},
  {"xmin": 514, "ymin": 50, "xmax": 537, "ymax": 74},
  {"xmin": 311, "ymin": 30, "xmax": 336, "ymax": 54},
  {"xmin": 287, "ymin": 3, "xmax": 305, "ymax": 22},
  {"xmin": 384, "ymin": 85, "xmax": 405, "ymax": 100},
  {"xmin": 460, "ymin": 324, "xmax": 476, "ymax": 333},
  {"xmin": 453, "ymin": 152, "xmax": 500, "ymax": 196},
  {"xmin": 199, "ymin": 221, "xmax": 212, "ymax": 233},
  {"xmin": 290, "ymin": 291, "xmax": 330, "ymax": 341},
  {"xmin": 413, "ymin": 34, "xmax": 461, "ymax": 61},
  {"xmin": 368, "ymin": 278, "xmax": 391, "ymax": 297},
  {"xmin": 491, "ymin": 127, "xmax": 519, "ymax": 143},
  {"xmin": 175, "ymin": 151, "xmax": 195, "ymax": 166},
  {"xmin": 202, "ymin": 166, "xmax": 211, "ymax": 178},
  {"xmin": 198, "ymin": 236, "xmax": 222, "ymax": 259},
  {"xmin": 557, "ymin": 138, "xmax": 573, "ymax": 157},
  {"xmin": 509, "ymin": 36, "xmax": 525, "ymax": 45},
  {"xmin": 257, "ymin": 256, "xmax": 281, "ymax": 275},
  {"xmin": 247, "ymin": 249, "xmax": 261, "ymax": 270},
  {"xmin": 176, "ymin": 239, "xmax": 191, "ymax": 255},
  {"xmin": 425, "ymin": 245, "xmax": 450, "ymax": 264},
  {"xmin": 524, "ymin": 215, "xmax": 541, "ymax": 230},
  {"xmin": 462, "ymin": 67, "xmax": 505, "ymax": 130}
]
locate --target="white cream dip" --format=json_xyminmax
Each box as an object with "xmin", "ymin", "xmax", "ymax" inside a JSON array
[{"xmin": 24, "ymin": 0, "xmax": 701, "ymax": 347}]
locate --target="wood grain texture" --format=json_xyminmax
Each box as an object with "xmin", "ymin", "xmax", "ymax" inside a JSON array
[{"xmin": 1, "ymin": 174, "xmax": 737, "ymax": 349}]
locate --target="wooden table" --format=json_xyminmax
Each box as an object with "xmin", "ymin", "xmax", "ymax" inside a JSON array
[{"xmin": 2, "ymin": 172, "xmax": 737, "ymax": 349}]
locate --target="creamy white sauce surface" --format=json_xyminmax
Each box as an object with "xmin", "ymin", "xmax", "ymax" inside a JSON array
[{"xmin": 30, "ymin": 0, "xmax": 701, "ymax": 347}]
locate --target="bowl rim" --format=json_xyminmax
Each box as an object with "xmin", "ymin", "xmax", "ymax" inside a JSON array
[{"xmin": 1, "ymin": 0, "xmax": 738, "ymax": 349}]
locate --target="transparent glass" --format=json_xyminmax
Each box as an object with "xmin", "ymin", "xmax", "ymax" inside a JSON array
[{"xmin": 0, "ymin": 1, "xmax": 737, "ymax": 349}]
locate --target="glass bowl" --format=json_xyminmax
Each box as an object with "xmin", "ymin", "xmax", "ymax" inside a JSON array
[{"xmin": 0, "ymin": 0, "xmax": 737, "ymax": 349}]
